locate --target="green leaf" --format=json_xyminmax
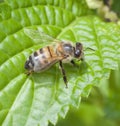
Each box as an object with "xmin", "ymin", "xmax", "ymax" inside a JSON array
[
  {"xmin": 0, "ymin": 0, "xmax": 120, "ymax": 126},
  {"xmin": 111, "ymin": 0, "xmax": 120, "ymax": 17},
  {"xmin": 0, "ymin": 3, "xmax": 11, "ymax": 20}
]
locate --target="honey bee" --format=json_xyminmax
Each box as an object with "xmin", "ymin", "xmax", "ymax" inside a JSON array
[{"xmin": 24, "ymin": 28, "xmax": 84, "ymax": 88}]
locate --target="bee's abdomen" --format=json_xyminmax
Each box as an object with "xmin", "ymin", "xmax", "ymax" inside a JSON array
[
  {"xmin": 32, "ymin": 46, "xmax": 57, "ymax": 72},
  {"xmin": 24, "ymin": 55, "xmax": 34, "ymax": 70}
]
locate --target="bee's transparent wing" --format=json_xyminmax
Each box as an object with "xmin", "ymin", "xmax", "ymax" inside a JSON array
[{"xmin": 24, "ymin": 28, "xmax": 60, "ymax": 45}]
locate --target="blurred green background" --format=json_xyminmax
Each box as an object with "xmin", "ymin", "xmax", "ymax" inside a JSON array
[{"xmin": 49, "ymin": 62, "xmax": 120, "ymax": 126}]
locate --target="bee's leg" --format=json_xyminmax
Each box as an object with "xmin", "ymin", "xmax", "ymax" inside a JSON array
[
  {"xmin": 70, "ymin": 60, "xmax": 79, "ymax": 68},
  {"xmin": 70, "ymin": 60, "xmax": 76, "ymax": 66},
  {"xmin": 25, "ymin": 70, "xmax": 33, "ymax": 76},
  {"xmin": 26, "ymin": 71, "xmax": 32, "ymax": 76},
  {"xmin": 59, "ymin": 60, "xmax": 68, "ymax": 88}
]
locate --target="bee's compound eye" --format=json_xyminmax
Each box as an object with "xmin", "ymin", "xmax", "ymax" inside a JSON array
[
  {"xmin": 75, "ymin": 49, "xmax": 81, "ymax": 57},
  {"xmin": 75, "ymin": 42, "xmax": 83, "ymax": 58}
]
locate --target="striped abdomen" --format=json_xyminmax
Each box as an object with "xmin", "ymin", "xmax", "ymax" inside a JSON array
[{"xmin": 30, "ymin": 46, "xmax": 59, "ymax": 72}]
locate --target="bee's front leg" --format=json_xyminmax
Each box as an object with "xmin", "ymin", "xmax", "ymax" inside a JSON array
[
  {"xmin": 70, "ymin": 60, "xmax": 76, "ymax": 66},
  {"xmin": 70, "ymin": 60, "xmax": 80, "ymax": 69},
  {"xmin": 59, "ymin": 60, "xmax": 68, "ymax": 88}
]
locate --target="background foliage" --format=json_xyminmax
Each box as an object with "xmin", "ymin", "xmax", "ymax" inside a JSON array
[{"xmin": 0, "ymin": 0, "xmax": 120, "ymax": 126}]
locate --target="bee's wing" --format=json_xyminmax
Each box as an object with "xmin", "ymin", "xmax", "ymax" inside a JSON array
[{"xmin": 24, "ymin": 28, "xmax": 60, "ymax": 45}]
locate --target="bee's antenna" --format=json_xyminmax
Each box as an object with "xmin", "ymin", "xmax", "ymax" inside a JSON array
[{"xmin": 84, "ymin": 47, "xmax": 95, "ymax": 51}]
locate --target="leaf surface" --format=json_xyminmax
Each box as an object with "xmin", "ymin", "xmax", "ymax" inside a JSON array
[{"xmin": 0, "ymin": 0, "xmax": 120, "ymax": 126}]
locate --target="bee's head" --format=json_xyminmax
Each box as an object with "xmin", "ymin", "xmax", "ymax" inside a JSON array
[
  {"xmin": 74, "ymin": 42, "xmax": 84, "ymax": 60},
  {"xmin": 24, "ymin": 56, "xmax": 34, "ymax": 70}
]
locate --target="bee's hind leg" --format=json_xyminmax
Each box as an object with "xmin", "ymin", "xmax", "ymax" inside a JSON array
[
  {"xmin": 25, "ymin": 70, "xmax": 33, "ymax": 76},
  {"xmin": 59, "ymin": 60, "xmax": 68, "ymax": 88}
]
